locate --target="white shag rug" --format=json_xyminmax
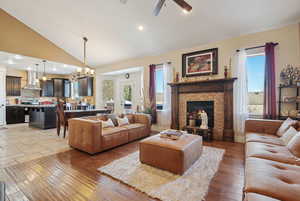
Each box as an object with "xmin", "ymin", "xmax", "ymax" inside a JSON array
[{"xmin": 98, "ymin": 146, "xmax": 225, "ymax": 201}]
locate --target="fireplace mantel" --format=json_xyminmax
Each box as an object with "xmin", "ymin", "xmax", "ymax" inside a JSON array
[{"xmin": 168, "ymin": 78, "xmax": 237, "ymax": 141}]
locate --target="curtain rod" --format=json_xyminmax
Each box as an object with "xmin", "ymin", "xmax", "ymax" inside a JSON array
[
  {"xmin": 236, "ymin": 43, "xmax": 278, "ymax": 52},
  {"xmin": 153, "ymin": 61, "xmax": 172, "ymax": 66}
]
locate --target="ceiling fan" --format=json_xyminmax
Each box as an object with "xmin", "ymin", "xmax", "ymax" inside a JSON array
[
  {"xmin": 153, "ymin": 0, "xmax": 192, "ymax": 16},
  {"xmin": 120, "ymin": 0, "xmax": 192, "ymax": 16}
]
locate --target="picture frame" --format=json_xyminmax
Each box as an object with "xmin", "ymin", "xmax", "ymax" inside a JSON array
[{"xmin": 182, "ymin": 48, "xmax": 218, "ymax": 77}]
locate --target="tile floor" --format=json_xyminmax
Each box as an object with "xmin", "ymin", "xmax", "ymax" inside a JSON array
[{"xmin": 0, "ymin": 123, "xmax": 70, "ymax": 169}]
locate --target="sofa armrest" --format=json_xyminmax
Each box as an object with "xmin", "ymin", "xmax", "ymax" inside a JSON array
[
  {"xmin": 245, "ymin": 119, "xmax": 283, "ymax": 135},
  {"xmin": 68, "ymin": 118, "xmax": 103, "ymax": 154},
  {"xmin": 134, "ymin": 114, "xmax": 151, "ymax": 128}
]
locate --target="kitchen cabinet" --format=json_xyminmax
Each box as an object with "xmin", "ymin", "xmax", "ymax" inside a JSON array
[
  {"xmin": 6, "ymin": 76, "xmax": 21, "ymax": 96},
  {"xmin": 53, "ymin": 78, "xmax": 64, "ymax": 97},
  {"xmin": 64, "ymin": 80, "xmax": 71, "ymax": 98},
  {"xmin": 40, "ymin": 80, "xmax": 54, "ymax": 97},
  {"xmin": 6, "ymin": 106, "xmax": 25, "ymax": 124},
  {"xmin": 78, "ymin": 77, "xmax": 93, "ymax": 97},
  {"xmin": 40, "ymin": 78, "xmax": 70, "ymax": 98}
]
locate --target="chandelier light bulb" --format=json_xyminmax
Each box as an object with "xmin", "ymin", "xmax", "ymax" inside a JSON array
[
  {"xmin": 77, "ymin": 67, "xmax": 82, "ymax": 73},
  {"xmin": 85, "ymin": 67, "xmax": 90, "ymax": 73}
]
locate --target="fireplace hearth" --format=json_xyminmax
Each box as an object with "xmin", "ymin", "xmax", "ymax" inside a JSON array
[{"xmin": 186, "ymin": 101, "xmax": 214, "ymax": 128}]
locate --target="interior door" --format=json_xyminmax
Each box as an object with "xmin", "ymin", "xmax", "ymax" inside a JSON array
[
  {"xmin": 118, "ymin": 81, "xmax": 135, "ymax": 114},
  {"xmin": 0, "ymin": 68, "xmax": 6, "ymax": 125}
]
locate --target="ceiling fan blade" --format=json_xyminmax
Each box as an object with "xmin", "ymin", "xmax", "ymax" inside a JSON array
[
  {"xmin": 173, "ymin": 0, "xmax": 192, "ymax": 12},
  {"xmin": 153, "ymin": 0, "xmax": 166, "ymax": 16},
  {"xmin": 120, "ymin": 0, "xmax": 128, "ymax": 4}
]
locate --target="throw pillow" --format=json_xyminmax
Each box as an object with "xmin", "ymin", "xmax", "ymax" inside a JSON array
[
  {"xmin": 287, "ymin": 133, "xmax": 300, "ymax": 157},
  {"xmin": 117, "ymin": 117, "xmax": 130, "ymax": 126},
  {"xmin": 101, "ymin": 119, "xmax": 115, "ymax": 128},
  {"xmin": 277, "ymin": 118, "xmax": 297, "ymax": 137},
  {"xmin": 280, "ymin": 126, "xmax": 298, "ymax": 145},
  {"xmin": 107, "ymin": 114, "xmax": 118, "ymax": 126}
]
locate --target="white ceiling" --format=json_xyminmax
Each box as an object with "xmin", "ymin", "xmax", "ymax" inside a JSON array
[
  {"xmin": 1, "ymin": 0, "xmax": 300, "ymax": 67},
  {"xmin": 0, "ymin": 51, "xmax": 79, "ymax": 74}
]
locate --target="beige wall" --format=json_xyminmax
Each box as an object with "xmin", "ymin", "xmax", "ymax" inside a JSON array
[
  {"xmin": 0, "ymin": 9, "xmax": 84, "ymax": 67},
  {"xmin": 96, "ymin": 24, "xmax": 300, "ymax": 108}
]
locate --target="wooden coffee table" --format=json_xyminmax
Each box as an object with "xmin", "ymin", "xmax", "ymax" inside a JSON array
[{"xmin": 139, "ymin": 133, "xmax": 203, "ymax": 175}]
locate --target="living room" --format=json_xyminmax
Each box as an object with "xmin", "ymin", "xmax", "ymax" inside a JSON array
[{"xmin": 1, "ymin": 1, "xmax": 300, "ymax": 201}]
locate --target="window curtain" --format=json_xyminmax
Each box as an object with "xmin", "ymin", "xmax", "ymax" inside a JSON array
[
  {"xmin": 160, "ymin": 62, "xmax": 173, "ymax": 128},
  {"xmin": 264, "ymin": 43, "xmax": 277, "ymax": 119},
  {"xmin": 149, "ymin": 64, "xmax": 157, "ymax": 124},
  {"xmin": 233, "ymin": 49, "xmax": 248, "ymax": 138}
]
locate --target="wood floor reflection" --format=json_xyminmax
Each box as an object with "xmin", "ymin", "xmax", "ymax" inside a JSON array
[{"xmin": 3, "ymin": 138, "xmax": 244, "ymax": 201}]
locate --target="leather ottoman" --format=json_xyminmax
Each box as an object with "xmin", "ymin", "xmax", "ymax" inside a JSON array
[{"xmin": 139, "ymin": 134, "xmax": 203, "ymax": 175}]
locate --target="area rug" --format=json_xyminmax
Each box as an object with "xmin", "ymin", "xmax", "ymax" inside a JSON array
[{"xmin": 98, "ymin": 146, "xmax": 225, "ymax": 201}]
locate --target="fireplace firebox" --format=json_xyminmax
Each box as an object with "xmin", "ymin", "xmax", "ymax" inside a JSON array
[{"xmin": 186, "ymin": 101, "xmax": 214, "ymax": 128}]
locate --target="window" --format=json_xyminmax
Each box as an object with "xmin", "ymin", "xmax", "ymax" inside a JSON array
[
  {"xmin": 155, "ymin": 66, "xmax": 164, "ymax": 110},
  {"xmin": 246, "ymin": 53, "xmax": 265, "ymax": 117}
]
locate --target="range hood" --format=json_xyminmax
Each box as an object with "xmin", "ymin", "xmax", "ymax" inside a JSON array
[{"xmin": 23, "ymin": 71, "xmax": 41, "ymax": 90}]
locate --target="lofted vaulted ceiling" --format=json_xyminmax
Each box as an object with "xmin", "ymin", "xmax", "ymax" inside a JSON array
[{"xmin": 1, "ymin": 0, "xmax": 300, "ymax": 67}]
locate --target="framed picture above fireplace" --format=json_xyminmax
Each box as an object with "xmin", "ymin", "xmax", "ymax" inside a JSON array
[{"xmin": 182, "ymin": 48, "xmax": 218, "ymax": 77}]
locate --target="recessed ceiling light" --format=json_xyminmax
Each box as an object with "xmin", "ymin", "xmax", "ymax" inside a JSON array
[
  {"xmin": 15, "ymin": 55, "xmax": 23, "ymax": 60},
  {"xmin": 27, "ymin": 67, "xmax": 32, "ymax": 70},
  {"xmin": 63, "ymin": 64, "xmax": 68, "ymax": 67},
  {"xmin": 53, "ymin": 68, "xmax": 57, "ymax": 71},
  {"xmin": 138, "ymin": 25, "xmax": 144, "ymax": 31}
]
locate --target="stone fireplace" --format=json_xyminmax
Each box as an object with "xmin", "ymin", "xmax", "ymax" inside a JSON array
[{"xmin": 168, "ymin": 78, "xmax": 236, "ymax": 141}]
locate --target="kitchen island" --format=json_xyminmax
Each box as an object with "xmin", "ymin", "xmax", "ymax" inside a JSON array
[
  {"xmin": 6, "ymin": 104, "xmax": 57, "ymax": 129},
  {"xmin": 28, "ymin": 105, "xmax": 57, "ymax": 129}
]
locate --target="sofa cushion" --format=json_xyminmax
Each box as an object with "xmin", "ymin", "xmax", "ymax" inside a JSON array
[
  {"xmin": 287, "ymin": 133, "xmax": 300, "ymax": 158},
  {"xmin": 117, "ymin": 116, "xmax": 130, "ymax": 126},
  {"xmin": 244, "ymin": 193, "xmax": 281, "ymax": 201},
  {"xmin": 246, "ymin": 133, "xmax": 284, "ymax": 146},
  {"xmin": 102, "ymin": 127, "xmax": 128, "ymax": 136},
  {"xmin": 125, "ymin": 114, "xmax": 135, "ymax": 124},
  {"xmin": 280, "ymin": 126, "xmax": 298, "ymax": 145},
  {"xmin": 101, "ymin": 119, "xmax": 115, "ymax": 128},
  {"xmin": 277, "ymin": 117, "xmax": 297, "ymax": 137},
  {"xmin": 122, "ymin": 123, "xmax": 145, "ymax": 130},
  {"xmin": 106, "ymin": 114, "xmax": 119, "ymax": 126},
  {"xmin": 123, "ymin": 123, "xmax": 147, "ymax": 141},
  {"xmin": 245, "ymin": 157, "xmax": 300, "ymax": 201},
  {"xmin": 246, "ymin": 142, "xmax": 300, "ymax": 166}
]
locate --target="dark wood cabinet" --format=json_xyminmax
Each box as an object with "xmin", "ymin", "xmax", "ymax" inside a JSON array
[
  {"xmin": 6, "ymin": 106, "xmax": 25, "ymax": 124},
  {"xmin": 40, "ymin": 78, "xmax": 71, "ymax": 98},
  {"xmin": 78, "ymin": 77, "xmax": 93, "ymax": 97},
  {"xmin": 64, "ymin": 80, "xmax": 71, "ymax": 98},
  {"xmin": 40, "ymin": 80, "xmax": 54, "ymax": 97},
  {"xmin": 53, "ymin": 78, "xmax": 64, "ymax": 97},
  {"xmin": 6, "ymin": 76, "xmax": 21, "ymax": 96}
]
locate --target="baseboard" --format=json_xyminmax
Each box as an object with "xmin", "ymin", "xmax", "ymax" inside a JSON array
[{"xmin": 235, "ymin": 135, "xmax": 245, "ymax": 143}]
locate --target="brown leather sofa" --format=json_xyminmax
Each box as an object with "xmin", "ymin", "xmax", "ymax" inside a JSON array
[
  {"xmin": 68, "ymin": 114, "xmax": 151, "ymax": 154},
  {"xmin": 244, "ymin": 119, "xmax": 300, "ymax": 201}
]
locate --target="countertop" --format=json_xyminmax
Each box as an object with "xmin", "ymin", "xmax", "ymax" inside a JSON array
[
  {"xmin": 64, "ymin": 109, "xmax": 109, "ymax": 113},
  {"xmin": 6, "ymin": 104, "xmax": 56, "ymax": 108}
]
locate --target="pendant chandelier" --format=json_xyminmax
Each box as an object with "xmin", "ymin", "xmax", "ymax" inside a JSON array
[
  {"xmin": 42, "ymin": 60, "xmax": 47, "ymax": 81},
  {"xmin": 71, "ymin": 37, "xmax": 95, "ymax": 81}
]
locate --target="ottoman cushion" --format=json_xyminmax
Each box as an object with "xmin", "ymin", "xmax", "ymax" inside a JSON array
[{"xmin": 139, "ymin": 134, "xmax": 202, "ymax": 175}]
